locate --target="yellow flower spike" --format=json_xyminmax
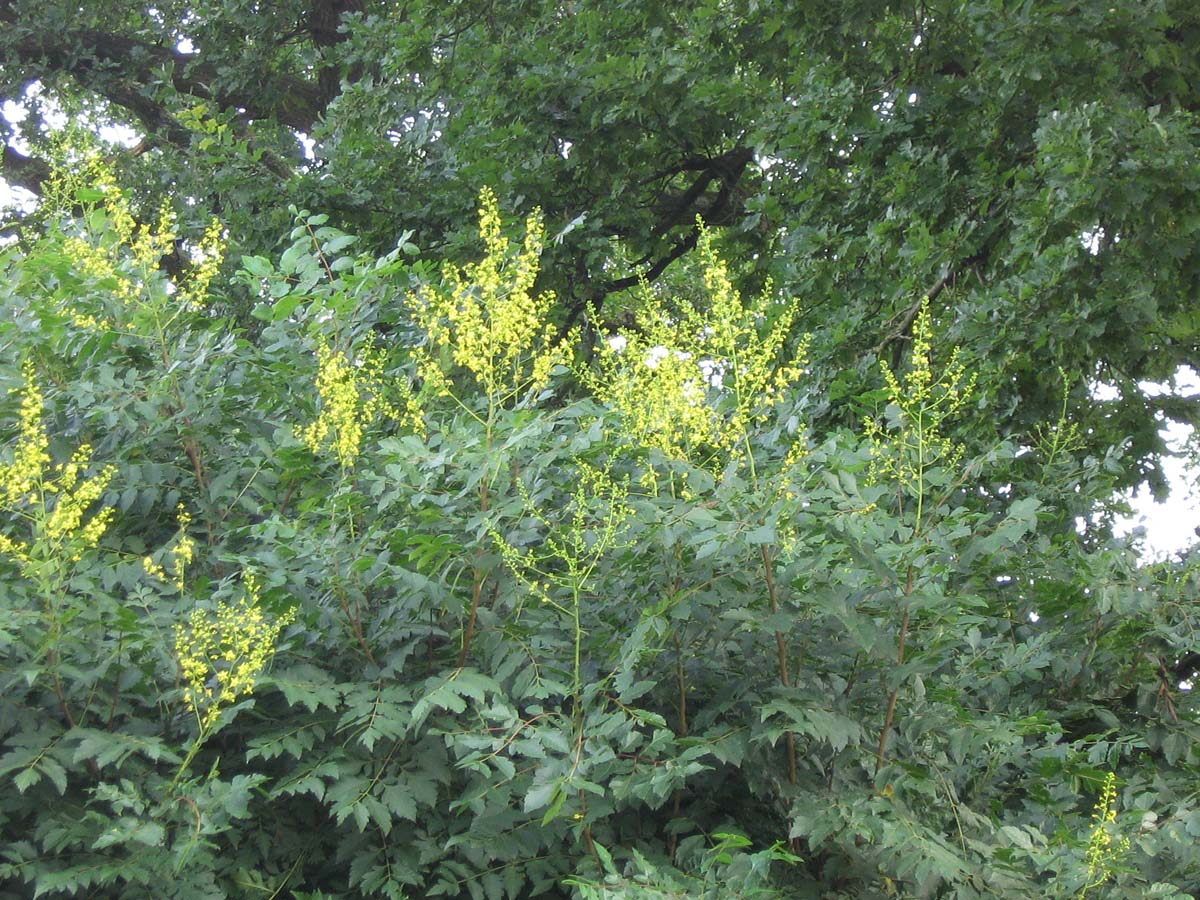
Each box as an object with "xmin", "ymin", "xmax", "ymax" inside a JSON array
[
  {"xmin": 132, "ymin": 199, "xmax": 180, "ymax": 271},
  {"xmin": 409, "ymin": 187, "xmax": 569, "ymax": 408},
  {"xmin": 0, "ymin": 364, "xmax": 114, "ymax": 573},
  {"xmin": 143, "ymin": 556, "xmax": 168, "ymax": 581},
  {"xmin": 43, "ymin": 146, "xmax": 225, "ymax": 329},
  {"xmin": 142, "ymin": 504, "xmax": 197, "ymax": 590},
  {"xmin": 1, "ymin": 361, "xmax": 51, "ymax": 507},
  {"xmin": 1080, "ymin": 772, "xmax": 1130, "ymax": 897},
  {"xmin": 589, "ymin": 223, "xmax": 807, "ymax": 474},
  {"xmin": 174, "ymin": 580, "xmax": 296, "ymax": 732},
  {"xmin": 299, "ymin": 337, "xmax": 405, "ymax": 467},
  {"xmin": 865, "ymin": 297, "xmax": 976, "ymax": 518},
  {"xmin": 179, "ymin": 217, "xmax": 227, "ymax": 309}
]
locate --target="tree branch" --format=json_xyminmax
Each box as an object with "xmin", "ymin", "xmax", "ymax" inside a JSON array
[
  {"xmin": 1, "ymin": 145, "xmax": 50, "ymax": 195},
  {"xmin": 562, "ymin": 145, "xmax": 755, "ymax": 331},
  {"xmin": 2, "ymin": 24, "xmax": 324, "ymax": 131}
]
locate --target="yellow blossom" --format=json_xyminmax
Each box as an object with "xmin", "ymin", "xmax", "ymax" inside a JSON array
[
  {"xmin": 143, "ymin": 504, "xmax": 196, "ymax": 591},
  {"xmin": 143, "ymin": 556, "xmax": 168, "ymax": 581},
  {"xmin": 1080, "ymin": 772, "xmax": 1130, "ymax": 897},
  {"xmin": 0, "ymin": 363, "xmax": 115, "ymax": 571},
  {"xmin": 410, "ymin": 187, "xmax": 570, "ymax": 408},
  {"xmin": 590, "ymin": 222, "xmax": 807, "ymax": 473},
  {"xmin": 298, "ymin": 338, "xmax": 400, "ymax": 467},
  {"xmin": 864, "ymin": 297, "xmax": 976, "ymax": 515},
  {"xmin": 45, "ymin": 148, "xmax": 224, "ymax": 323},
  {"xmin": 1, "ymin": 361, "xmax": 51, "ymax": 508},
  {"xmin": 178, "ymin": 217, "xmax": 226, "ymax": 309},
  {"xmin": 174, "ymin": 575, "xmax": 296, "ymax": 731}
]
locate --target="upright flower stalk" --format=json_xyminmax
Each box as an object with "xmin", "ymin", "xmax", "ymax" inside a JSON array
[
  {"xmin": 1079, "ymin": 772, "xmax": 1129, "ymax": 897},
  {"xmin": 408, "ymin": 187, "xmax": 574, "ymax": 664},
  {"xmin": 591, "ymin": 222, "xmax": 806, "ymax": 478},
  {"xmin": 0, "ymin": 361, "xmax": 116, "ymax": 726},
  {"xmin": 410, "ymin": 186, "xmax": 570, "ymax": 415},
  {"xmin": 171, "ymin": 573, "xmax": 295, "ymax": 786},
  {"xmin": 865, "ymin": 298, "xmax": 976, "ymax": 775},
  {"xmin": 0, "ymin": 362, "xmax": 115, "ymax": 572},
  {"xmin": 590, "ymin": 222, "xmax": 809, "ymax": 790},
  {"xmin": 299, "ymin": 338, "xmax": 396, "ymax": 470}
]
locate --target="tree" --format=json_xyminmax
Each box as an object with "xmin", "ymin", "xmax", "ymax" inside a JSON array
[{"xmin": 1, "ymin": 2, "xmax": 1199, "ymax": 898}]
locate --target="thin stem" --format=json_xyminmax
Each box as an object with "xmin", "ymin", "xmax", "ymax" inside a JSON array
[
  {"xmin": 458, "ymin": 415, "xmax": 495, "ymax": 667},
  {"xmin": 762, "ymin": 544, "xmax": 797, "ymax": 785},
  {"xmin": 169, "ymin": 730, "xmax": 209, "ymax": 793},
  {"xmin": 875, "ymin": 566, "xmax": 913, "ymax": 777},
  {"xmin": 572, "ymin": 581, "xmax": 583, "ymax": 729}
]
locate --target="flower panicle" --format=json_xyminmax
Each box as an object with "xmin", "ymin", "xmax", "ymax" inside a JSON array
[
  {"xmin": 1080, "ymin": 772, "xmax": 1130, "ymax": 896},
  {"xmin": 174, "ymin": 574, "xmax": 297, "ymax": 731},
  {"xmin": 410, "ymin": 186, "xmax": 569, "ymax": 407},
  {"xmin": 143, "ymin": 504, "xmax": 196, "ymax": 591},
  {"xmin": 299, "ymin": 337, "xmax": 406, "ymax": 467},
  {"xmin": 866, "ymin": 297, "xmax": 976, "ymax": 491},
  {"xmin": 589, "ymin": 222, "xmax": 808, "ymax": 472},
  {"xmin": 0, "ymin": 363, "xmax": 115, "ymax": 568}
]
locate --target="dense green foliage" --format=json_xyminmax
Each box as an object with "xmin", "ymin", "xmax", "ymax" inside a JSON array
[
  {"xmin": 0, "ymin": 167, "xmax": 1198, "ymax": 899},
  {"xmin": 2, "ymin": 1, "xmax": 1200, "ymax": 897}
]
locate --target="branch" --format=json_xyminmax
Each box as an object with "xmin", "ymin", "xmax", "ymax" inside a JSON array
[
  {"xmin": 1, "ymin": 145, "xmax": 50, "ymax": 195},
  {"xmin": 308, "ymin": 0, "xmax": 368, "ymax": 104},
  {"xmin": 876, "ymin": 246, "xmax": 990, "ymax": 369},
  {"xmin": 562, "ymin": 145, "xmax": 755, "ymax": 330},
  {"xmin": 2, "ymin": 24, "xmax": 324, "ymax": 132}
]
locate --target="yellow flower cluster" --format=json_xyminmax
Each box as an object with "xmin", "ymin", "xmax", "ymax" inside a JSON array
[
  {"xmin": 178, "ymin": 217, "xmax": 227, "ymax": 310},
  {"xmin": 592, "ymin": 310, "xmax": 714, "ymax": 465},
  {"xmin": 591, "ymin": 223, "xmax": 807, "ymax": 471},
  {"xmin": 143, "ymin": 504, "xmax": 197, "ymax": 591},
  {"xmin": 411, "ymin": 187, "xmax": 569, "ymax": 407},
  {"xmin": 47, "ymin": 151, "xmax": 224, "ymax": 318},
  {"xmin": 55, "ymin": 161, "xmax": 178, "ymax": 309},
  {"xmin": 174, "ymin": 574, "xmax": 296, "ymax": 731},
  {"xmin": 0, "ymin": 363, "xmax": 115, "ymax": 569},
  {"xmin": 299, "ymin": 339, "xmax": 400, "ymax": 467},
  {"xmin": 1080, "ymin": 772, "xmax": 1130, "ymax": 896},
  {"xmin": 1, "ymin": 362, "xmax": 51, "ymax": 508},
  {"xmin": 865, "ymin": 298, "xmax": 976, "ymax": 503}
]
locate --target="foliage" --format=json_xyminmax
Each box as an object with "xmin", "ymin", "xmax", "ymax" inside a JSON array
[{"xmin": 0, "ymin": 163, "xmax": 1197, "ymax": 900}]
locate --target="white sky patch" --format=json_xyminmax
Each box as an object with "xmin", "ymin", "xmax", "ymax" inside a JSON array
[
  {"xmin": 2, "ymin": 98, "xmax": 28, "ymax": 127},
  {"xmin": 99, "ymin": 123, "xmax": 142, "ymax": 148},
  {"xmin": 1115, "ymin": 366, "xmax": 1200, "ymax": 560},
  {"xmin": 644, "ymin": 345, "xmax": 670, "ymax": 370},
  {"xmin": 297, "ymin": 132, "xmax": 316, "ymax": 161}
]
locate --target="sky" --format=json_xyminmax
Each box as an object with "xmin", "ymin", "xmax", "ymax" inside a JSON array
[{"xmin": 1111, "ymin": 369, "xmax": 1200, "ymax": 560}]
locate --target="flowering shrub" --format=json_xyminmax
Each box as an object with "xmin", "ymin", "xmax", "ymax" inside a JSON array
[{"xmin": 0, "ymin": 173, "xmax": 1195, "ymax": 900}]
